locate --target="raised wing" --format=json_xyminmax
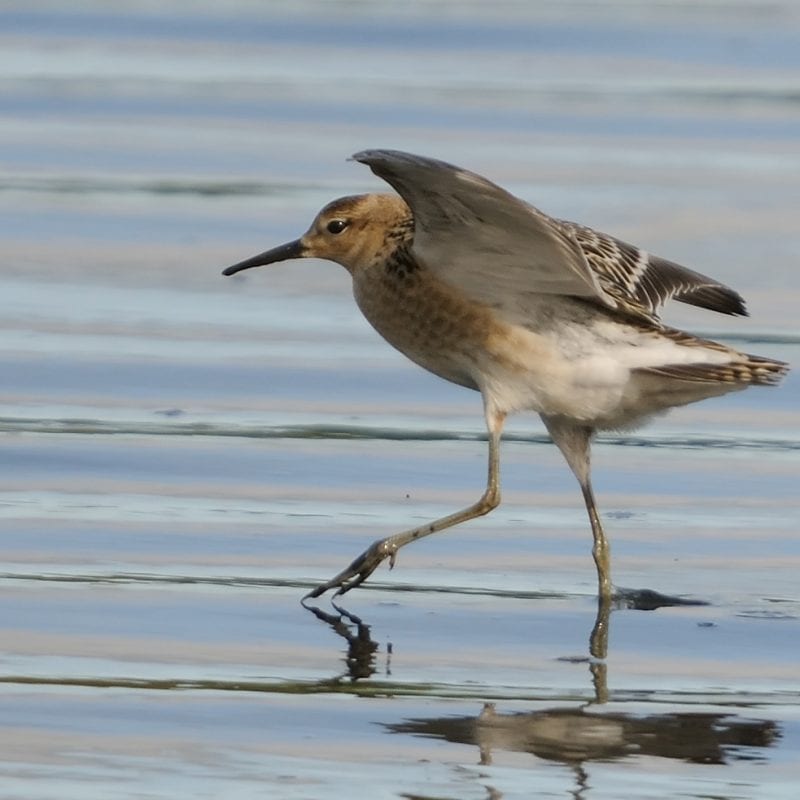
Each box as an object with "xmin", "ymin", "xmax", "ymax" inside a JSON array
[
  {"xmin": 353, "ymin": 149, "xmax": 746, "ymax": 324},
  {"xmin": 352, "ymin": 149, "xmax": 618, "ymax": 309}
]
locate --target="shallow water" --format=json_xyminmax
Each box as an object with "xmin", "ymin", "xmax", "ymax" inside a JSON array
[{"xmin": 1, "ymin": 2, "xmax": 799, "ymax": 798}]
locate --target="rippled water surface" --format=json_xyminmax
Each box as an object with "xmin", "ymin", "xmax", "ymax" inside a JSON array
[{"xmin": 2, "ymin": 2, "xmax": 799, "ymax": 798}]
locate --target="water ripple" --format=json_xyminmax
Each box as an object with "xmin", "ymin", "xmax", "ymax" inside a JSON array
[
  {"xmin": 0, "ymin": 175, "xmax": 313, "ymax": 198},
  {"xmin": 1, "ymin": 417, "xmax": 798, "ymax": 453}
]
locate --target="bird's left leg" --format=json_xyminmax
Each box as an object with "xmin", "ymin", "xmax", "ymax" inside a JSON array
[
  {"xmin": 541, "ymin": 415, "xmax": 613, "ymax": 600},
  {"xmin": 304, "ymin": 406, "xmax": 506, "ymax": 599}
]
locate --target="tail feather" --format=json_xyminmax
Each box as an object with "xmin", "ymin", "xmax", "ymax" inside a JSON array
[{"xmin": 641, "ymin": 354, "xmax": 788, "ymax": 386}]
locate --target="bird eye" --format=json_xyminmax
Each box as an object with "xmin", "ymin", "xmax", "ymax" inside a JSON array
[{"xmin": 326, "ymin": 219, "xmax": 349, "ymax": 235}]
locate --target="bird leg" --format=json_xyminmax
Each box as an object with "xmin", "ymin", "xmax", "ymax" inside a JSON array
[
  {"xmin": 541, "ymin": 416, "xmax": 613, "ymax": 600},
  {"xmin": 581, "ymin": 480, "xmax": 612, "ymax": 599},
  {"xmin": 304, "ymin": 408, "xmax": 506, "ymax": 599}
]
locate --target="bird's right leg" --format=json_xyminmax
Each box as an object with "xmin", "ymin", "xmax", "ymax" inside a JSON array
[
  {"xmin": 304, "ymin": 407, "xmax": 506, "ymax": 599},
  {"xmin": 541, "ymin": 415, "xmax": 613, "ymax": 600}
]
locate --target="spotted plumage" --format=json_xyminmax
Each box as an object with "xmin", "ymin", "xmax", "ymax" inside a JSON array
[
  {"xmin": 222, "ymin": 149, "xmax": 788, "ymax": 601},
  {"xmin": 384, "ymin": 243, "xmax": 418, "ymax": 280}
]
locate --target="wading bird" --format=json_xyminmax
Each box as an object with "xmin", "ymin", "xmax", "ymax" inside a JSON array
[{"xmin": 223, "ymin": 150, "xmax": 787, "ymax": 601}]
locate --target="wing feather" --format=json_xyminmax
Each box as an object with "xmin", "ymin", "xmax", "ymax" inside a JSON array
[
  {"xmin": 566, "ymin": 222, "xmax": 747, "ymax": 319},
  {"xmin": 353, "ymin": 149, "xmax": 747, "ymax": 325},
  {"xmin": 353, "ymin": 149, "xmax": 617, "ymax": 308}
]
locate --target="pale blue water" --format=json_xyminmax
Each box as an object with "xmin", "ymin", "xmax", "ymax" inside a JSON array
[{"xmin": 1, "ymin": 2, "xmax": 799, "ymax": 798}]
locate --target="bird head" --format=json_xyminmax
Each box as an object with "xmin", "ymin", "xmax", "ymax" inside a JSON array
[{"xmin": 222, "ymin": 193, "xmax": 412, "ymax": 277}]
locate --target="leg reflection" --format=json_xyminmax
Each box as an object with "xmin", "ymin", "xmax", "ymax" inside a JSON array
[
  {"xmin": 589, "ymin": 593, "xmax": 612, "ymax": 704},
  {"xmin": 302, "ymin": 600, "xmax": 381, "ymax": 681}
]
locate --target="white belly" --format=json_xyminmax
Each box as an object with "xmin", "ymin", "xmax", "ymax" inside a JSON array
[{"xmin": 476, "ymin": 310, "xmax": 741, "ymax": 429}]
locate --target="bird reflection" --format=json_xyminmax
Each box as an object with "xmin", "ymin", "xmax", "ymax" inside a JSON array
[
  {"xmin": 302, "ymin": 599, "xmax": 382, "ymax": 681},
  {"xmin": 302, "ymin": 587, "xmax": 705, "ymax": 688},
  {"xmin": 387, "ymin": 705, "xmax": 779, "ymax": 767},
  {"xmin": 588, "ymin": 588, "xmax": 706, "ymax": 702},
  {"xmin": 387, "ymin": 705, "xmax": 778, "ymax": 800},
  {"xmin": 303, "ymin": 592, "xmax": 778, "ymax": 799}
]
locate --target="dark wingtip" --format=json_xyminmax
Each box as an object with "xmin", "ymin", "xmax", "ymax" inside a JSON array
[{"xmin": 679, "ymin": 285, "xmax": 749, "ymax": 317}]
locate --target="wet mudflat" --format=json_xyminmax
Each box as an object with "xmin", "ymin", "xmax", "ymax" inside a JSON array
[{"xmin": 2, "ymin": 2, "xmax": 800, "ymax": 798}]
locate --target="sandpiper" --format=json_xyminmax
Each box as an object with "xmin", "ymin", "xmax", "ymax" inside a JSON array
[{"xmin": 223, "ymin": 149, "xmax": 788, "ymax": 600}]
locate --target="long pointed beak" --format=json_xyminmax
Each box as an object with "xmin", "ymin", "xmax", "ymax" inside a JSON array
[{"xmin": 222, "ymin": 238, "xmax": 305, "ymax": 276}]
